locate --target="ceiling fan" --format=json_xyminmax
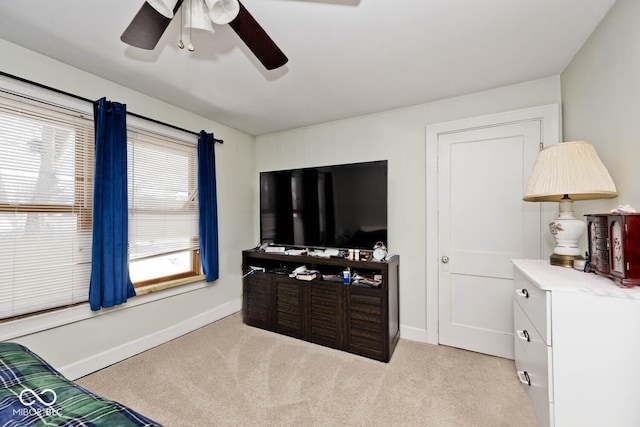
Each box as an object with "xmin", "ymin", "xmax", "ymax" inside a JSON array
[{"xmin": 121, "ymin": 0, "xmax": 288, "ymax": 70}]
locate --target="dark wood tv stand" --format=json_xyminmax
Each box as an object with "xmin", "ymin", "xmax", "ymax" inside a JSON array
[{"xmin": 241, "ymin": 248, "xmax": 400, "ymax": 362}]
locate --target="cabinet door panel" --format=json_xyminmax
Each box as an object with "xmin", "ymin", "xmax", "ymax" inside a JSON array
[
  {"xmin": 243, "ymin": 273, "xmax": 271, "ymax": 328},
  {"xmin": 346, "ymin": 287, "xmax": 385, "ymax": 360},
  {"xmin": 274, "ymin": 279, "xmax": 304, "ymax": 338},
  {"xmin": 307, "ymin": 282, "xmax": 343, "ymax": 348}
]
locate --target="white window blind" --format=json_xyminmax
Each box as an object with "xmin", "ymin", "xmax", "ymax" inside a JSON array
[
  {"xmin": 127, "ymin": 131, "xmax": 199, "ymax": 275},
  {"xmin": 0, "ymin": 93, "xmax": 94, "ymax": 319}
]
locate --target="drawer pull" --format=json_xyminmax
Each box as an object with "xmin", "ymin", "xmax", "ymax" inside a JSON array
[
  {"xmin": 517, "ymin": 370, "xmax": 531, "ymax": 386},
  {"xmin": 515, "ymin": 288, "xmax": 529, "ymax": 298},
  {"xmin": 516, "ymin": 329, "xmax": 531, "ymax": 342}
]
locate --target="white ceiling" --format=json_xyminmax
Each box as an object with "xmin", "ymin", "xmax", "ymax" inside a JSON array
[{"xmin": 0, "ymin": 0, "xmax": 616, "ymax": 136}]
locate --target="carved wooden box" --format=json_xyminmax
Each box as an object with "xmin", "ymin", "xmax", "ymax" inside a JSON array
[
  {"xmin": 607, "ymin": 213, "xmax": 640, "ymax": 287},
  {"xmin": 587, "ymin": 213, "xmax": 640, "ymax": 287},
  {"xmin": 586, "ymin": 214, "xmax": 610, "ymax": 275}
]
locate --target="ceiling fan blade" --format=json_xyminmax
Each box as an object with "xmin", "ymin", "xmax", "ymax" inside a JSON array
[
  {"xmin": 228, "ymin": 2, "xmax": 288, "ymax": 70},
  {"xmin": 121, "ymin": 0, "xmax": 184, "ymax": 50}
]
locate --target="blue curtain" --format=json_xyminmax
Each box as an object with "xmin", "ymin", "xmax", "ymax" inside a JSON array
[
  {"xmin": 89, "ymin": 97, "xmax": 136, "ymax": 311},
  {"xmin": 198, "ymin": 131, "xmax": 219, "ymax": 282}
]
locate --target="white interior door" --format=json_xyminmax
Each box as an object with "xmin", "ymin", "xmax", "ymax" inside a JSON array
[{"xmin": 438, "ymin": 120, "xmax": 542, "ymax": 359}]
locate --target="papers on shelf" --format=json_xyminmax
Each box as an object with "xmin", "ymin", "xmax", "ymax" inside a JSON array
[
  {"xmin": 308, "ymin": 248, "xmax": 340, "ymax": 258},
  {"xmin": 285, "ymin": 248, "xmax": 307, "ymax": 256}
]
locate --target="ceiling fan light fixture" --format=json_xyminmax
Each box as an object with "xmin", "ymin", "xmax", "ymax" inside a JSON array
[
  {"xmin": 206, "ymin": 0, "xmax": 240, "ymax": 25},
  {"xmin": 146, "ymin": 0, "xmax": 179, "ymax": 19},
  {"xmin": 184, "ymin": 0, "xmax": 215, "ymax": 33}
]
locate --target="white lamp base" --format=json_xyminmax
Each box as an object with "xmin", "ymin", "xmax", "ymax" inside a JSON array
[{"xmin": 548, "ymin": 197, "xmax": 585, "ymax": 266}]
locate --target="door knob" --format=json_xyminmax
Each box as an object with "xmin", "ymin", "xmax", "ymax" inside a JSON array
[{"xmin": 441, "ymin": 256, "xmax": 449, "ymax": 264}]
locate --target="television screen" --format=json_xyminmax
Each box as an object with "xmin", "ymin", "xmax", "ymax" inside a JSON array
[{"xmin": 260, "ymin": 160, "xmax": 387, "ymax": 250}]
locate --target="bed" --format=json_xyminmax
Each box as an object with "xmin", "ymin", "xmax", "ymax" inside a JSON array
[{"xmin": 0, "ymin": 342, "xmax": 161, "ymax": 426}]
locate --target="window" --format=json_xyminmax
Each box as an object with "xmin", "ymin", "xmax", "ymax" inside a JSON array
[
  {"xmin": 0, "ymin": 86, "xmax": 203, "ymax": 320},
  {"xmin": 0, "ymin": 92, "xmax": 94, "ymax": 319},
  {"xmin": 127, "ymin": 130, "xmax": 201, "ymax": 287}
]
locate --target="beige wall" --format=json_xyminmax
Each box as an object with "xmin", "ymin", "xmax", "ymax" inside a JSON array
[
  {"xmin": 0, "ymin": 39, "xmax": 255, "ymax": 377},
  {"xmin": 255, "ymin": 76, "xmax": 562, "ymax": 336},
  {"xmin": 562, "ymin": 0, "xmax": 640, "ymax": 217}
]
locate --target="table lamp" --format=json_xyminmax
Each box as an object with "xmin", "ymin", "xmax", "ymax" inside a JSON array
[{"xmin": 523, "ymin": 141, "xmax": 617, "ymax": 267}]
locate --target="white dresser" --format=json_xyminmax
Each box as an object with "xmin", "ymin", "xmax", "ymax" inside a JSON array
[{"xmin": 512, "ymin": 259, "xmax": 640, "ymax": 427}]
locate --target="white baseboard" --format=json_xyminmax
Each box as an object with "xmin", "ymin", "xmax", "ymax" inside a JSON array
[
  {"xmin": 1, "ymin": 280, "xmax": 213, "ymax": 342},
  {"xmin": 399, "ymin": 324, "xmax": 428, "ymax": 343},
  {"xmin": 60, "ymin": 298, "xmax": 242, "ymax": 380}
]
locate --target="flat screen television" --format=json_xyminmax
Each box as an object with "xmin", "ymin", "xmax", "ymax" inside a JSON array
[{"xmin": 260, "ymin": 160, "xmax": 387, "ymax": 250}]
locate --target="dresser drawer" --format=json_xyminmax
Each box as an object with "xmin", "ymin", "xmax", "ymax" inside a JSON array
[
  {"xmin": 513, "ymin": 268, "xmax": 551, "ymax": 345},
  {"xmin": 515, "ymin": 347, "xmax": 553, "ymax": 427},
  {"xmin": 514, "ymin": 302, "xmax": 553, "ymax": 402},
  {"xmin": 515, "ymin": 346, "xmax": 554, "ymax": 427},
  {"xmin": 514, "ymin": 303, "xmax": 553, "ymax": 427}
]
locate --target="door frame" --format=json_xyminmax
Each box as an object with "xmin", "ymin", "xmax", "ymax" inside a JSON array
[{"xmin": 425, "ymin": 104, "xmax": 560, "ymax": 345}]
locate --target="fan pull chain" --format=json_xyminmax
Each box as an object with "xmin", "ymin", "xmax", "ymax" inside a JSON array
[
  {"xmin": 187, "ymin": 0, "xmax": 195, "ymax": 51},
  {"xmin": 177, "ymin": 1, "xmax": 185, "ymax": 49}
]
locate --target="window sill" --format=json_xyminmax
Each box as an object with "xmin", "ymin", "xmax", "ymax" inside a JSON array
[
  {"xmin": 0, "ymin": 276, "xmax": 210, "ymax": 342},
  {"xmin": 135, "ymin": 274, "xmax": 206, "ymax": 296}
]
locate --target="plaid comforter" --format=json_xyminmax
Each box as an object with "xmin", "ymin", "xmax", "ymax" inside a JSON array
[{"xmin": 0, "ymin": 342, "xmax": 161, "ymax": 427}]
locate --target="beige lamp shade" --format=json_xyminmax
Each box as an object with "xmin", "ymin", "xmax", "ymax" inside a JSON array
[{"xmin": 523, "ymin": 141, "xmax": 617, "ymax": 202}]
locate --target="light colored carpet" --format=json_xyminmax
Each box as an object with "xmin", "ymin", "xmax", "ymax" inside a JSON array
[{"xmin": 76, "ymin": 313, "xmax": 537, "ymax": 426}]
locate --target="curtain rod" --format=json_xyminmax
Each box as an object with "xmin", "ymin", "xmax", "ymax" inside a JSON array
[{"xmin": 0, "ymin": 70, "xmax": 223, "ymax": 144}]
